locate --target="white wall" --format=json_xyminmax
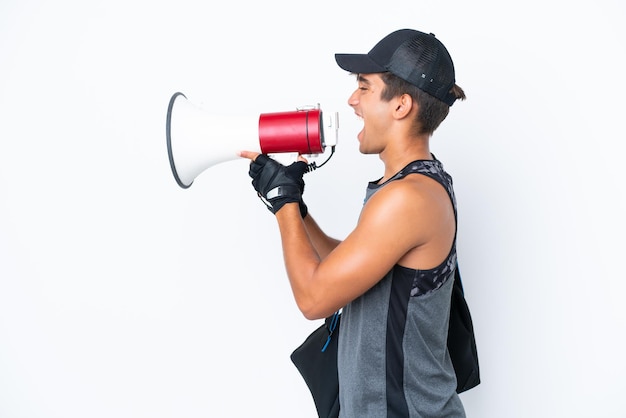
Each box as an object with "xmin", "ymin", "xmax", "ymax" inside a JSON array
[{"xmin": 1, "ymin": 1, "xmax": 624, "ymax": 417}]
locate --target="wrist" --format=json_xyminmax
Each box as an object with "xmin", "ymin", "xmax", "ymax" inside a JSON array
[{"xmin": 275, "ymin": 202, "xmax": 302, "ymax": 218}]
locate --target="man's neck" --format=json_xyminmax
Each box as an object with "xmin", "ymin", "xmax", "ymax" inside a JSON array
[{"xmin": 379, "ymin": 135, "xmax": 432, "ymax": 183}]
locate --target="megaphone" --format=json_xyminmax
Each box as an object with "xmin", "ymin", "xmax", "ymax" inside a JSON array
[{"xmin": 166, "ymin": 92, "xmax": 339, "ymax": 189}]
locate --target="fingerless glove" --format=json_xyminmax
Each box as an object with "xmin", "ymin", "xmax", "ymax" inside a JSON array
[{"xmin": 249, "ymin": 155, "xmax": 308, "ymax": 215}]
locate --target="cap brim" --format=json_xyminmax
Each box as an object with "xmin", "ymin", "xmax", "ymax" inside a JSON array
[{"xmin": 334, "ymin": 53, "xmax": 387, "ymax": 74}]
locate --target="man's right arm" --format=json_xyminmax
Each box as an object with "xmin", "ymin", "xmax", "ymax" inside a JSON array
[{"xmin": 302, "ymin": 213, "xmax": 341, "ymax": 260}]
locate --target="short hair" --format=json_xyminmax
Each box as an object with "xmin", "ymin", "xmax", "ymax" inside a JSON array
[{"xmin": 380, "ymin": 72, "xmax": 465, "ymax": 135}]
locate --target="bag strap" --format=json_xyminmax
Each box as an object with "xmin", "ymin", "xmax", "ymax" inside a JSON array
[{"xmin": 321, "ymin": 311, "xmax": 340, "ymax": 352}]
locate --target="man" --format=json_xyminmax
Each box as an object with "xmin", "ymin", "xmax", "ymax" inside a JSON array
[{"xmin": 239, "ymin": 28, "xmax": 467, "ymax": 417}]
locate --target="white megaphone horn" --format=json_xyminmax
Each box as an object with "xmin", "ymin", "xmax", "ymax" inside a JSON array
[{"xmin": 166, "ymin": 92, "xmax": 339, "ymax": 189}]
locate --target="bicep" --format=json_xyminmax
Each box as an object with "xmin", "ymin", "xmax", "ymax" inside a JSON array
[{"xmin": 311, "ymin": 188, "xmax": 423, "ymax": 312}]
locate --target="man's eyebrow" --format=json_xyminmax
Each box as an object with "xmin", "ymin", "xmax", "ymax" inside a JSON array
[{"xmin": 356, "ymin": 74, "xmax": 371, "ymax": 84}]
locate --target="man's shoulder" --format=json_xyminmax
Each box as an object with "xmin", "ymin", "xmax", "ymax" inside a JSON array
[
  {"xmin": 361, "ymin": 175, "xmax": 453, "ymax": 233},
  {"xmin": 360, "ymin": 179, "xmax": 432, "ymax": 227}
]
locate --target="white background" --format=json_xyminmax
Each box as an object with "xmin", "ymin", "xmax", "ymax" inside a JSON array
[{"xmin": 1, "ymin": 1, "xmax": 625, "ymax": 417}]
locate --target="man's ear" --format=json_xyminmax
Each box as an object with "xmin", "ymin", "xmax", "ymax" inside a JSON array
[{"xmin": 392, "ymin": 93, "xmax": 415, "ymax": 120}]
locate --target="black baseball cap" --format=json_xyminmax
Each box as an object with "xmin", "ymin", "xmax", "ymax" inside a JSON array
[{"xmin": 335, "ymin": 29, "xmax": 458, "ymax": 106}]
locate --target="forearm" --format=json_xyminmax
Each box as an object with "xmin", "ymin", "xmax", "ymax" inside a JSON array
[
  {"xmin": 302, "ymin": 213, "xmax": 341, "ymax": 260},
  {"xmin": 275, "ymin": 203, "xmax": 326, "ymax": 319}
]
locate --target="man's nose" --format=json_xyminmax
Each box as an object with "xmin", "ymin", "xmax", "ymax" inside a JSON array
[{"xmin": 348, "ymin": 90, "xmax": 359, "ymax": 106}]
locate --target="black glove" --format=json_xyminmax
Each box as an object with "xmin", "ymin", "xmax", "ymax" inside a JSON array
[{"xmin": 249, "ymin": 154, "xmax": 308, "ymax": 215}]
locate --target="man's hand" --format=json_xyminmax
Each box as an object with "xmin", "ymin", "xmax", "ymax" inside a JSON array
[{"xmin": 239, "ymin": 151, "xmax": 308, "ymax": 215}]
